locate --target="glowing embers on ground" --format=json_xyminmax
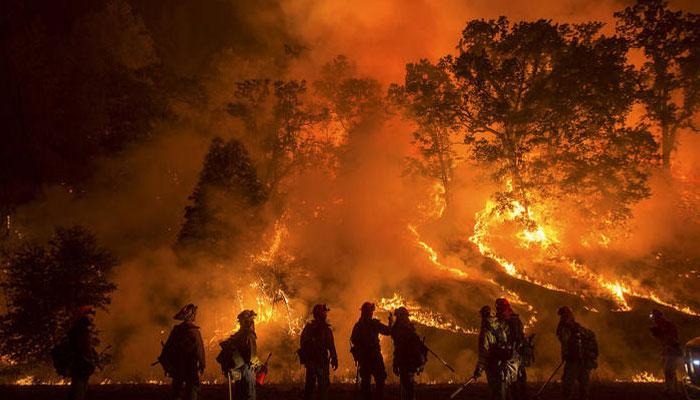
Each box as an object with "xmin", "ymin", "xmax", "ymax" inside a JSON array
[
  {"xmin": 14, "ymin": 376, "xmax": 68, "ymax": 385},
  {"xmin": 615, "ymin": 371, "xmax": 664, "ymax": 383},
  {"xmin": 377, "ymin": 293, "xmax": 478, "ymax": 335}
]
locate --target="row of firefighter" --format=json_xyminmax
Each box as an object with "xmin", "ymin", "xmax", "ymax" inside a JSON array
[{"xmin": 49, "ymin": 298, "xmax": 685, "ymax": 400}]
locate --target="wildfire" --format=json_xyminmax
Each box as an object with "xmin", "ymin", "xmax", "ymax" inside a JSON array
[
  {"xmin": 615, "ymin": 371, "xmax": 664, "ymax": 383},
  {"xmin": 377, "ymin": 293, "xmax": 478, "ymax": 335},
  {"xmin": 14, "ymin": 376, "xmax": 68, "ymax": 385},
  {"xmin": 252, "ymin": 217, "xmax": 292, "ymax": 266},
  {"xmin": 470, "ymin": 192, "xmax": 700, "ymax": 316},
  {"xmin": 417, "ymin": 182, "xmax": 447, "ymax": 220},
  {"xmin": 470, "ymin": 199, "xmax": 567, "ymax": 293},
  {"xmin": 408, "ymin": 225, "xmax": 468, "ymax": 278}
]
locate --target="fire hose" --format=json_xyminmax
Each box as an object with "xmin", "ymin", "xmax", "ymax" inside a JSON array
[
  {"xmin": 424, "ymin": 342, "xmax": 456, "ymax": 373},
  {"xmin": 449, "ymin": 377, "xmax": 476, "ymax": 399},
  {"xmin": 532, "ymin": 360, "xmax": 564, "ymax": 398}
]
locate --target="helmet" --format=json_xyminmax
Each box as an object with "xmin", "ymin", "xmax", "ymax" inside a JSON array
[
  {"xmin": 174, "ymin": 304, "xmax": 197, "ymax": 321},
  {"xmin": 557, "ymin": 306, "xmax": 573, "ymax": 317},
  {"xmin": 394, "ymin": 306, "xmax": 410, "ymax": 319},
  {"xmin": 78, "ymin": 306, "xmax": 96, "ymax": 317},
  {"xmin": 495, "ymin": 298, "xmax": 510, "ymax": 308},
  {"xmin": 479, "ymin": 305, "xmax": 492, "ymax": 319},
  {"xmin": 360, "ymin": 302, "xmax": 376, "ymax": 312},
  {"xmin": 312, "ymin": 304, "xmax": 330, "ymax": 320},
  {"xmin": 237, "ymin": 309, "xmax": 257, "ymax": 322}
]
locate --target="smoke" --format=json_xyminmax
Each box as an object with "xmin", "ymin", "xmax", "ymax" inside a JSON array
[{"xmin": 7, "ymin": 0, "xmax": 700, "ymax": 384}]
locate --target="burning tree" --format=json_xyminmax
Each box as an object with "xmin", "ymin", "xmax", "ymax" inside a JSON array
[
  {"xmin": 615, "ymin": 0, "xmax": 700, "ymax": 171},
  {"xmin": 0, "ymin": 226, "xmax": 117, "ymax": 365},
  {"xmin": 444, "ymin": 18, "xmax": 657, "ymax": 228}
]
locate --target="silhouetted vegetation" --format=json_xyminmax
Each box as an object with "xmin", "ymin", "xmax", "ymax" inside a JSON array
[{"xmin": 0, "ymin": 227, "xmax": 117, "ymax": 365}]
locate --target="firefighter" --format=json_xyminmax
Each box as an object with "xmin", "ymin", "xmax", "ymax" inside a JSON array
[
  {"xmin": 556, "ymin": 306, "xmax": 598, "ymax": 400},
  {"xmin": 495, "ymin": 298, "xmax": 527, "ymax": 400},
  {"xmin": 391, "ymin": 307, "xmax": 427, "ymax": 400},
  {"xmin": 219, "ymin": 310, "xmax": 259, "ymax": 400},
  {"xmin": 350, "ymin": 302, "xmax": 393, "ymax": 400},
  {"xmin": 650, "ymin": 309, "xmax": 683, "ymax": 396},
  {"xmin": 474, "ymin": 305, "xmax": 512, "ymax": 400},
  {"xmin": 160, "ymin": 304, "xmax": 205, "ymax": 400},
  {"xmin": 299, "ymin": 304, "xmax": 338, "ymax": 400},
  {"xmin": 67, "ymin": 306, "xmax": 99, "ymax": 400}
]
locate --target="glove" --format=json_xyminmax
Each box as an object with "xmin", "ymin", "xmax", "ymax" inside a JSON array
[
  {"xmin": 388, "ymin": 312, "xmax": 394, "ymax": 326},
  {"xmin": 331, "ymin": 358, "xmax": 338, "ymax": 371},
  {"xmin": 473, "ymin": 368, "xmax": 482, "ymax": 379},
  {"xmin": 393, "ymin": 365, "xmax": 400, "ymax": 376}
]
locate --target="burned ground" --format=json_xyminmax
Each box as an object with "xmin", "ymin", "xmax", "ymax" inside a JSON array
[{"xmin": 0, "ymin": 382, "xmax": 677, "ymax": 400}]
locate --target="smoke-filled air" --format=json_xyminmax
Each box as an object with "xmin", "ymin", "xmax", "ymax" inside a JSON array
[{"xmin": 2, "ymin": 0, "xmax": 700, "ymax": 390}]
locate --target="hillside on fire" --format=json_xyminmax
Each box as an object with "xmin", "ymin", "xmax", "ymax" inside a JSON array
[{"xmin": 2, "ymin": 0, "xmax": 700, "ymax": 395}]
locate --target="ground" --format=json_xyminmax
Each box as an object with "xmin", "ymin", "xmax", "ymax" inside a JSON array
[{"xmin": 0, "ymin": 382, "xmax": 683, "ymax": 400}]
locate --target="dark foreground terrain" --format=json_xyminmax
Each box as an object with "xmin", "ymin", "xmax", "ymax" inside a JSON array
[{"xmin": 0, "ymin": 382, "xmax": 680, "ymax": 400}]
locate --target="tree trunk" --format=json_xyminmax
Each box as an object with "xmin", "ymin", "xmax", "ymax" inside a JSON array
[{"xmin": 661, "ymin": 125, "xmax": 672, "ymax": 171}]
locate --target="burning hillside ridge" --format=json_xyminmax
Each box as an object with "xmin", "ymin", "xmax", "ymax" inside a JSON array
[{"xmin": 1, "ymin": 0, "xmax": 700, "ymax": 388}]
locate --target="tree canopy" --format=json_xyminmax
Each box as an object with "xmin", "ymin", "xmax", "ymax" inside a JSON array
[
  {"xmin": 615, "ymin": 0, "xmax": 700, "ymax": 170},
  {"xmin": 0, "ymin": 226, "xmax": 117, "ymax": 364},
  {"xmin": 176, "ymin": 137, "xmax": 267, "ymax": 259},
  {"xmin": 398, "ymin": 17, "xmax": 657, "ymax": 227}
]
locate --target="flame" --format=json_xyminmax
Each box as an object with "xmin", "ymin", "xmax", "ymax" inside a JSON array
[
  {"xmin": 377, "ymin": 293, "xmax": 478, "ymax": 335},
  {"xmin": 470, "ymin": 199, "xmax": 567, "ymax": 293},
  {"xmin": 615, "ymin": 371, "xmax": 664, "ymax": 383},
  {"xmin": 408, "ymin": 224, "xmax": 467, "ymax": 278},
  {"xmin": 417, "ymin": 182, "xmax": 447, "ymax": 220},
  {"xmin": 252, "ymin": 217, "xmax": 292, "ymax": 266},
  {"xmin": 14, "ymin": 376, "xmax": 68, "ymax": 385},
  {"xmin": 206, "ymin": 214, "xmax": 304, "ymax": 347},
  {"xmin": 470, "ymin": 190, "xmax": 700, "ymax": 316}
]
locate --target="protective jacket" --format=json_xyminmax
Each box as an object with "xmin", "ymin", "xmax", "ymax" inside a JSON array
[
  {"xmin": 219, "ymin": 328, "xmax": 257, "ymax": 369},
  {"xmin": 391, "ymin": 320, "xmax": 426, "ymax": 373},
  {"xmin": 299, "ymin": 319, "xmax": 338, "ymax": 368},
  {"xmin": 351, "ymin": 317, "xmax": 391, "ymax": 362},
  {"xmin": 651, "ymin": 317, "xmax": 682, "ymax": 357},
  {"xmin": 67, "ymin": 317, "xmax": 98, "ymax": 378},
  {"xmin": 556, "ymin": 321, "xmax": 598, "ymax": 369},
  {"xmin": 161, "ymin": 321, "xmax": 206, "ymax": 378}
]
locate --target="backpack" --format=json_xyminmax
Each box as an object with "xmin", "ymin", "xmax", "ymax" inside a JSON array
[
  {"xmin": 216, "ymin": 336, "xmax": 245, "ymax": 375},
  {"xmin": 299, "ymin": 322, "xmax": 329, "ymax": 366},
  {"xmin": 404, "ymin": 334, "xmax": 428, "ymax": 372},
  {"xmin": 51, "ymin": 338, "xmax": 75, "ymax": 377},
  {"xmin": 158, "ymin": 324, "xmax": 197, "ymax": 377},
  {"xmin": 567, "ymin": 325, "xmax": 598, "ymax": 369}
]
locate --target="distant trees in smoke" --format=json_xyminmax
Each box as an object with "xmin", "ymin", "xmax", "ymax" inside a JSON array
[
  {"xmin": 615, "ymin": 0, "xmax": 700, "ymax": 171},
  {"xmin": 389, "ymin": 59, "xmax": 463, "ymax": 205},
  {"xmin": 176, "ymin": 137, "xmax": 267, "ymax": 259},
  {"xmin": 0, "ymin": 226, "xmax": 117, "ymax": 365},
  {"xmin": 176, "ymin": 56, "xmax": 386, "ymax": 259}
]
